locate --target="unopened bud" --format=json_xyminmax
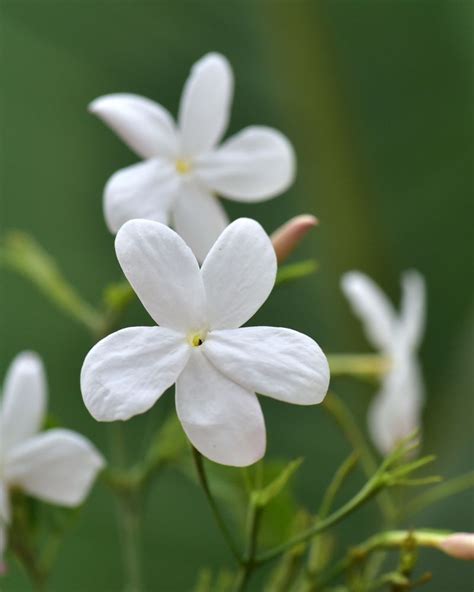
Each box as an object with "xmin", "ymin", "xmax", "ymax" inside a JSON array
[
  {"xmin": 440, "ymin": 533, "xmax": 474, "ymax": 561},
  {"xmin": 271, "ymin": 214, "xmax": 318, "ymax": 264}
]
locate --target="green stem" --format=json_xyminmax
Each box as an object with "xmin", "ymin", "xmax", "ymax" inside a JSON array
[
  {"xmin": 107, "ymin": 423, "xmax": 145, "ymax": 592},
  {"xmin": 11, "ymin": 540, "xmax": 48, "ymax": 592},
  {"xmin": 327, "ymin": 354, "xmax": 391, "ymax": 378},
  {"xmin": 306, "ymin": 452, "xmax": 359, "ymax": 581},
  {"xmin": 191, "ymin": 446, "xmax": 242, "ymax": 564},
  {"xmin": 316, "ymin": 530, "xmax": 449, "ymax": 588},
  {"xmin": 233, "ymin": 502, "xmax": 263, "ymax": 592},
  {"xmin": 323, "ymin": 392, "xmax": 396, "ymax": 522},
  {"xmin": 9, "ymin": 502, "xmax": 48, "ymax": 592},
  {"xmin": 256, "ymin": 469, "xmax": 384, "ymax": 565},
  {"xmin": 318, "ymin": 452, "xmax": 359, "ymax": 520},
  {"xmin": 117, "ymin": 492, "xmax": 144, "ymax": 592}
]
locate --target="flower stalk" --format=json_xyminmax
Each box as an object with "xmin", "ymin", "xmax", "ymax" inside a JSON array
[
  {"xmin": 254, "ymin": 434, "xmax": 435, "ymax": 565},
  {"xmin": 323, "ymin": 392, "xmax": 397, "ymax": 521},
  {"xmin": 116, "ymin": 490, "xmax": 144, "ymax": 592},
  {"xmin": 327, "ymin": 354, "xmax": 391, "ymax": 378},
  {"xmin": 233, "ymin": 501, "xmax": 263, "ymax": 592},
  {"xmin": 316, "ymin": 529, "xmax": 451, "ymax": 588},
  {"xmin": 191, "ymin": 446, "xmax": 242, "ymax": 564}
]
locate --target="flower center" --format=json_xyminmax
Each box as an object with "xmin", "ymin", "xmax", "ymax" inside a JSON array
[
  {"xmin": 175, "ymin": 159, "xmax": 192, "ymax": 175},
  {"xmin": 188, "ymin": 330, "xmax": 207, "ymax": 347}
]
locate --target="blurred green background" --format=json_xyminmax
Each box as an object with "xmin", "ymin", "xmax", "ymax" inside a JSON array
[{"xmin": 1, "ymin": 0, "xmax": 473, "ymax": 590}]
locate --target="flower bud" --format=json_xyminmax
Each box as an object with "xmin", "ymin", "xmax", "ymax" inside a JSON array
[
  {"xmin": 271, "ymin": 214, "xmax": 318, "ymax": 264},
  {"xmin": 439, "ymin": 533, "xmax": 474, "ymax": 561}
]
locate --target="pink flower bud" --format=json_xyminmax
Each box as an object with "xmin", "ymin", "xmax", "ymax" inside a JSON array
[
  {"xmin": 271, "ymin": 214, "xmax": 318, "ymax": 264},
  {"xmin": 440, "ymin": 533, "xmax": 474, "ymax": 561}
]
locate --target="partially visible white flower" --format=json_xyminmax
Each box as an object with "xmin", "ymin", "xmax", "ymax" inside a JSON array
[
  {"xmin": 81, "ymin": 218, "xmax": 329, "ymax": 467},
  {"xmin": 341, "ymin": 271, "xmax": 426, "ymax": 455},
  {"xmin": 0, "ymin": 353, "xmax": 105, "ymax": 564},
  {"xmin": 90, "ymin": 53, "xmax": 295, "ymax": 262}
]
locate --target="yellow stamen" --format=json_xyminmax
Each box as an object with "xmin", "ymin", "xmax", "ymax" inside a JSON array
[
  {"xmin": 176, "ymin": 159, "xmax": 191, "ymax": 175},
  {"xmin": 192, "ymin": 335, "xmax": 203, "ymax": 347},
  {"xmin": 188, "ymin": 331, "xmax": 206, "ymax": 347}
]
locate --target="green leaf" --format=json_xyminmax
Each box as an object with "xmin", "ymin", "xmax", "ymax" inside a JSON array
[
  {"xmin": 275, "ymin": 259, "xmax": 318, "ymax": 286},
  {"xmin": 253, "ymin": 458, "xmax": 303, "ymax": 508},
  {"xmin": 401, "ymin": 470, "xmax": 474, "ymax": 519},
  {"xmin": 0, "ymin": 231, "xmax": 101, "ymax": 333}
]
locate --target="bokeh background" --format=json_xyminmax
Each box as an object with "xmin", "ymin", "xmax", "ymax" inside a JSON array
[{"xmin": 1, "ymin": 1, "xmax": 473, "ymax": 590}]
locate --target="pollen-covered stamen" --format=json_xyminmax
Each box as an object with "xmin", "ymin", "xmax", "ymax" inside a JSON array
[
  {"xmin": 175, "ymin": 159, "xmax": 192, "ymax": 175},
  {"xmin": 188, "ymin": 330, "xmax": 207, "ymax": 347}
]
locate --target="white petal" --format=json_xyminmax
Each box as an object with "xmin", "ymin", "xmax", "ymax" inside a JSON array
[
  {"xmin": 81, "ymin": 326, "xmax": 190, "ymax": 421},
  {"xmin": 204, "ymin": 327, "xmax": 329, "ymax": 405},
  {"xmin": 89, "ymin": 93, "xmax": 178, "ymax": 159},
  {"xmin": 171, "ymin": 180, "xmax": 229, "ymax": 263},
  {"xmin": 341, "ymin": 272, "xmax": 397, "ymax": 352},
  {"xmin": 178, "ymin": 53, "xmax": 233, "ymax": 156},
  {"xmin": 196, "ymin": 126, "xmax": 295, "ymax": 201},
  {"xmin": 5, "ymin": 429, "xmax": 105, "ymax": 506},
  {"xmin": 368, "ymin": 359, "xmax": 424, "ymax": 455},
  {"xmin": 1, "ymin": 352, "xmax": 46, "ymax": 453},
  {"xmin": 0, "ymin": 485, "xmax": 10, "ymax": 523},
  {"xmin": 104, "ymin": 158, "xmax": 180, "ymax": 234},
  {"xmin": 201, "ymin": 218, "xmax": 277, "ymax": 329},
  {"xmin": 399, "ymin": 270, "xmax": 426, "ymax": 350},
  {"xmin": 176, "ymin": 350, "xmax": 265, "ymax": 466},
  {"xmin": 115, "ymin": 219, "xmax": 207, "ymax": 331}
]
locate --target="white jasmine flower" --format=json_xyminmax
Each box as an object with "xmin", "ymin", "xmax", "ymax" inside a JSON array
[
  {"xmin": 81, "ymin": 218, "xmax": 329, "ymax": 467},
  {"xmin": 90, "ymin": 53, "xmax": 295, "ymax": 261},
  {"xmin": 0, "ymin": 353, "xmax": 105, "ymax": 563},
  {"xmin": 341, "ymin": 271, "xmax": 426, "ymax": 455}
]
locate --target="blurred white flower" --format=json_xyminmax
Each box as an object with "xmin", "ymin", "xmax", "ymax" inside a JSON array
[
  {"xmin": 90, "ymin": 52, "xmax": 295, "ymax": 261},
  {"xmin": 0, "ymin": 353, "xmax": 105, "ymax": 564},
  {"xmin": 341, "ymin": 271, "xmax": 426, "ymax": 455},
  {"xmin": 81, "ymin": 218, "xmax": 329, "ymax": 467}
]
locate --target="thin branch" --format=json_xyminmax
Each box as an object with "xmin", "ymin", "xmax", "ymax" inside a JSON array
[
  {"xmin": 323, "ymin": 392, "xmax": 396, "ymax": 522},
  {"xmin": 191, "ymin": 446, "xmax": 242, "ymax": 564},
  {"xmin": 317, "ymin": 530, "xmax": 449, "ymax": 588},
  {"xmin": 233, "ymin": 503, "xmax": 263, "ymax": 591},
  {"xmin": 327, "ymin": 354, "xmax": 391, "ymax": 378}
]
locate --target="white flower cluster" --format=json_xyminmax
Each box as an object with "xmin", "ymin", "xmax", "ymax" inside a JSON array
[
  {"xmin": 80, "ymin": 52, "xmax": 332, "ymax": 467},
  {"xmin": 2, "ymin": 51, "xmax": 427, "ymax": 572},
  {"xmin": 81, "ymin": 51, "xmax": 426, "ymax": 464}
]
